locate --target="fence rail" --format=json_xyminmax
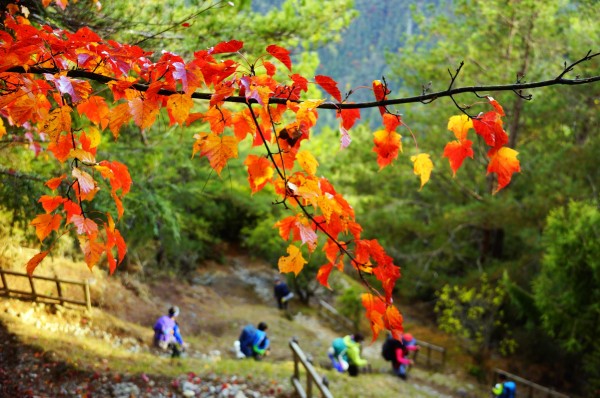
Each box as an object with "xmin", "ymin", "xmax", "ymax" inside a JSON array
[
  {"xmin": 493, "ymin": 369, "xmax": 570, "ymax": 398},
  {"xmin": 413, "ymin": 340, "xmax": 446, "ymax": 369},
  {"xmin": 290, "ymin": 339, "xmax": 334, "ymax": 398},
  {"xmin": 317, "ymin": 299, "xmax": 355, "ymax": 331},
  {"xmin": 0, "ymin": 268, "xmax": 91, "ymax": 311}
]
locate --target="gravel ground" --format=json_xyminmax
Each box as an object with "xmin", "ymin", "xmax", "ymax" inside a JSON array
[{"xmin": 0, "ymin": 316, "xmax": 290, "ymax": 398}]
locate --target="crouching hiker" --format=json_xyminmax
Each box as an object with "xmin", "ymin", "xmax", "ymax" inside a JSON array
[
  {"xmin": 235, "ymin": 322, "xmax": 270, "ymax": 360},
  {"xmin": 153, "ymin": 306, "xmax": 186, "ymax": 358},
  {"xmin": 328, "ymin": 333, "xmax": 368, "ymax": 377}
]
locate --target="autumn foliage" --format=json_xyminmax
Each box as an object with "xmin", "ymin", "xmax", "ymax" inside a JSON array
[{"xmin": 0, "ymin": 4, "xmax": 520, "ymax": 339}]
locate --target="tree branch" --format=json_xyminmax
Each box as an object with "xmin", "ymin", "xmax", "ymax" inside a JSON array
[{"xmin": 6, "ymin": 51, "xmax": 599, "ymax": 111}]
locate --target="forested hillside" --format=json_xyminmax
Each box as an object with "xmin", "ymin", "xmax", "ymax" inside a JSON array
[{"xmin": 0, "ymin": 0, "xmax": 599, "ymax": 396}]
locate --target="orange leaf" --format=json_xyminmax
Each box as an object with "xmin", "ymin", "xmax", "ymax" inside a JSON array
[
  {"xmin": 77, "ymin": 96, "xmax": 110, "ymax": 129},
  {"xmin": 192, "ymin": 133, "xmax": 238, "ymax": 176},
  {"xmin": 38, "ymin": 195, "xmax": 66, "ymax": 213},
  {"xmin": 266, "ymin": 44, "xmax": 292, "ymax": 71},
  {"xmin": 315, "ymin": 75, "xmax": 342, "ymax": 102},
  {"xmin": 167, "ymin": 93, "xmax": 193, "ymax": 126},
  {"xmin": 45, "ymin": 174, "xmax": 66, "ymax": 190},
  {"xmin": 129, "ymin": 97, "xmax": 159, "ymax": 130},
  {"xmin": 244, "ymin": 155, "xmax": 273, "ymax": 193},
  {"xmin": 382, "ymin": 113, "xmax": 401, "ymax": 132},
  {"xmin": 277, "ymin": 244, "xmax": 307, "ymax": 276},
  {"xmin": 30, "ymin": 213, "xmax": 62, "ymax": 241},
  {"xmin": 487, "ymin": 96, "xmax": 505, "ymax": 116},
  {"xmin": 411, "ymin": 153, "xmax": 433, "ymax": 190},
  {"xmin": 384, "ymin": 305, "xmax": 404, "ymax": 336},
  {"xmin": 487, "ymin": 146, "xmax": 521, "ymax": 193},
  {"xmin": 274, "ymin": 215, "xmax": 301, "ymax": 241},
  {"xmin": 63, "ymin": 200, "xmax": 81, "ymax": 222},
  {"xmin": 231, "ymin": 109, "xmax": 256, "ymax": 141},
  {"xmin": 316, "ymin": 263, "xmax": 334, "ymax": 289},
  {"xmin": 70, "ymin": 214, "xmax": 98, "ymax": 235},
  {"xmin": 372, "ymin": 129, "xmax": 401, "ymax": 169},
  {"xmin": 362, "ymin": 293, "xmax": 387, "ymax": 340},
  {"xmin": 79, "ymin": 234, "xmax": 104, "ymax": 270},
  {"xmin": 443, "ymin": 140, "xmax": 474, "ymax": 175},
  {"xmin": 26, "ymin": 251, "xmax": 49, "ymax": 275},
  {"xmin": 108, "ymin": 102, "xmax": 131, "ymax": 139}
]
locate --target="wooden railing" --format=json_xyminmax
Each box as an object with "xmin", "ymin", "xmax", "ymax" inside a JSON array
[
  {"xmin": 493, "ymin": 369, "xmax": 570, "ymax": 398},
  {"xmin": 413, "ymin": 340, "xmax": 446, "ymax": 369},
  {"xmin": 0, "ymin": 268, "xmax": 91, "ymax": 311},
  {"xmin": 290, "ymin": 339, "xmax": 334, "ymax": 398},
  {"xmin": 318, "ymin": 299, "xmax": 446, "ymax": 370}
]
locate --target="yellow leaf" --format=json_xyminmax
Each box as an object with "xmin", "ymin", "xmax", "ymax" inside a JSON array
[
  {"xmin": 69, "ymin": 148, "xmax": 96, "ymax": 164},
  {"xmin": 42, "ymin": 106, "xmax": 72, "ymax": 142},
  {"xmin": 297, "ymin": 150, "xmax": 318, "ymax": 176},
  {"xmin": 278, "ymin": 244, "xmax": 307, "ymax": 276},
  {"xmin": 0, "ymin": 117, "xmax": 5, "ymax": 139},
  {"xmin": 411, "ymin": 153, "xmax": 433, "ymax": 190},
  {"xmin": 167, "ymin": 93, "xmax": 193, "ymax": 125},
  {"xmin": 84, "ymin": 126, "xmax": 101, "ymax": 148},
  {"xmin": 447, "ymin": 115, "xmax": 472, "ymax": 141}
]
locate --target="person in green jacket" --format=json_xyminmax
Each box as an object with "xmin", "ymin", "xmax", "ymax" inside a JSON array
[{"xmin": 329, "ymin": 333, "xmax": 369, "ymax": 376}]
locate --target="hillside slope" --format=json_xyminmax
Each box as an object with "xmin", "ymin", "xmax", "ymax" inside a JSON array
[{"xmin": 0, "ymin": 248, "xmax": 485, "ymax": 397}]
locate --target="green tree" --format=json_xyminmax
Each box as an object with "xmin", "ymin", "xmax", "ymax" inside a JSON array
[
  {"xmin": 435, "ymin": 273, "xmax": 515, "ymax": 372},
  {"xmin": 533, "ymin": 200, "xmax": 600, "ymax": 392}
]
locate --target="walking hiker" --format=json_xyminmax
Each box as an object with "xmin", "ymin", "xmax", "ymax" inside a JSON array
[
  {"xmin": 153, "ymin": 306, "xmax": 186, "ymax": 358},
  {"xmin": 235, "ymin": 322, "xmax": 270, "ymax": 360},
  {"xmin": 274, "ymin": 277, "xmax": 294, "ymax": 310},
  {"xmin": 492, "ymin": 374, "xmax": 517, "ymax": 398},
  {"xmin": 382, "ymin": 333, "xmax": 412, "ymax": 379},
  {"xmin": 328, "ymin": 334, "xmax": 369, "ymax": 377}
]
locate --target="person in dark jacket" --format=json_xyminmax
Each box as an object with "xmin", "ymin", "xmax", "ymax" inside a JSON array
[
  {"xmin": 153, "ymin": 306, "xmax": 185, "ymax": 357},
  {"xmin": 236, "ymin": 322, "xmax": 270, "ymax": 360},
  {"xmin": 274, "ymin": 277, "xmax": 294, "ymax": 309}
]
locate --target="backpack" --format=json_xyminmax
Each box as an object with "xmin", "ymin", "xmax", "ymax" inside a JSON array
[{"xmin": 381, "ymin": 337, "xmax": 403, "ymax": 361}]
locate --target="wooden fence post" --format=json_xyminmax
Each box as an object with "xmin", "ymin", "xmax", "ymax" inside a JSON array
[
  {"xmin": 84, "ymin": 279, "xmax": 91, "ymax": 311},
  {"xmin": 28, "ymin": 274, "xmax": 37, "ymax": 300},
  {"xmin": 55, "ymin": 280, "xmax": 64, "ymax": 306},
  {"xmin": 0, "ymin": 269, "xmax": 8, "ymax": 294}
]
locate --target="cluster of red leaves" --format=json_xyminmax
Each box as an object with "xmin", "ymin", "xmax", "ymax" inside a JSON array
[
  {"xmin": 0, "ymin": 4, "xmax": 519, "ymax": 339},
  {"xmin": 443, "ymin": 98, "xmax": 520, "ymax": 192}
]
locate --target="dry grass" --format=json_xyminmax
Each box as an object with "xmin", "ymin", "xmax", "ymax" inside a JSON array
[{"xmin": 1, "ymin": 234, "xmax": 489, "ymax": 397}]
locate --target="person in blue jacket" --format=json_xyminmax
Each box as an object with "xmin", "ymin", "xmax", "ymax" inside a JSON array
[
  {"xmin": 153, "ymin": 306, "xmax": 185, "ymax": 357},
  {"xmin": 237, "ymin": 322, "xmax": 270, "ymax": 360},
  {"xmin": 492, "ymin": 374, "xmax": 517, "ymax": 398}
]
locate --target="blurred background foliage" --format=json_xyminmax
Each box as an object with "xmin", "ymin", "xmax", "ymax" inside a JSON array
[{"xmin": 1, "ymin": 0, "xmax": 599, "ymax": 394}]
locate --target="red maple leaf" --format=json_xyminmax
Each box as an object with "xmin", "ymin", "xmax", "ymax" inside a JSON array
[
  {"xmin": 266, "ymin": 44, "xmax": 292, "ymax": 71},
  {"xmin": 315, "ymin": 75, "xmax": 342, "ymax": 102}
]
